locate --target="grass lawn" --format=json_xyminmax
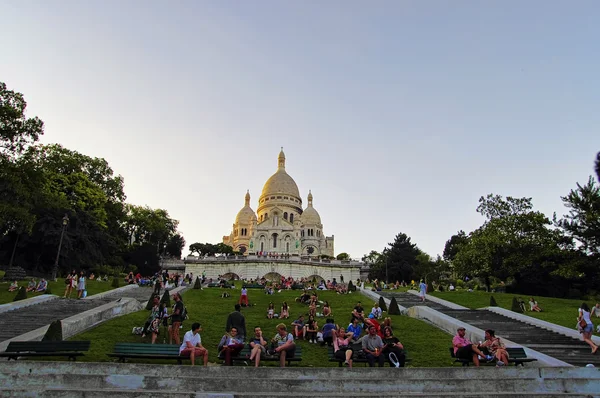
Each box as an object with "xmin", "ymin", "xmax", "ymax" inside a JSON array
[
  {"xmin": 0, "ymin": 278, "xmax": 116, "ymax": 305},
  {"xmin": 430, "ymin": 290, "xmax": 599, "ymax": 336},
  {"xmin": 72, "ymin": 284, "xmax": 453, "ymax": 367}
]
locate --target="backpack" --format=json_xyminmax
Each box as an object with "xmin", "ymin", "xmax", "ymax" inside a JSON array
[{"xmin": 181, "ymin": 305, "xmax": 189, "ymax": 321}]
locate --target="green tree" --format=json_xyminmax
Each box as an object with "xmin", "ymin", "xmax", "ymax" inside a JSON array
[
  {"xmin": 443, "ymin": 231, "xmax": 468, "ymax": 262},
  {"xmin": 165, "ymin": 233, "xmax": 185, "ymax": 258},
  {"xmin": 369, "ymin": 233, "xmax": 421, "ymax": 283},
  {"xmin": 557, "ymin": 176, "xmax": 600, "ymax": 255},
  {"xmin": 336, "ymin": 252, "xmax": 350, "ymax": 261}
]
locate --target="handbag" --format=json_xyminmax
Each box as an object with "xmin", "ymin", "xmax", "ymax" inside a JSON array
[{"xmin": 579, "ymin": 318, "xmax": 587, "ymax": 329}]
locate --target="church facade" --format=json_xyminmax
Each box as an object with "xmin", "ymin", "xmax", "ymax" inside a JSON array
[{"xmin": 223, "ymin": 149, "xmax": 334, "ymax": 257}]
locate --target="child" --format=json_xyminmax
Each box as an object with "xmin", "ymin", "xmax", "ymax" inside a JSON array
[{"xmin": 267, "ymin": 302, "xmax": 275, "ymax": 319}]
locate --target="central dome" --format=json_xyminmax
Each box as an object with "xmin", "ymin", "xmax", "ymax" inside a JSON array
[{"xmin": 260, "ymin": 149, "xmax": 301, "ymax": 199}]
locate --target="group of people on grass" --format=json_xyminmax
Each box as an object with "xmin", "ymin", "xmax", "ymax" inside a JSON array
[{"xmin": 8, "ymin": 278, "xmax": 48, "ymax": 293}]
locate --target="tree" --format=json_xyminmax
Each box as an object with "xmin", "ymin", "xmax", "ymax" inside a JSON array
[
  {"xmin": 443, "ymin": 231, "xmax": 469, "ymax": 262},
  {"xmin": 361, "ymin": 250, "xmax": 380, "ymax": 264},
  {"xmin": 369, "ymin": 233, "xmax": 421, "ymax": 282},
  {"xmin": 0, "ymin": 81, "xmax": 44, "ymax": 157},
  {"xmin": 595, "ymin": 152, "xmax": 600, "ymax": 182},
  {"xmin": 165, "ymin": 233, "xmax": 185, "ymax": 258},
  {"xmin": 557, "ymin": 176, "xmax": 600, "ymax": 255},
  {"xmin": 336, "ymin": 252, "xmax": 350, "ymax": 261}
]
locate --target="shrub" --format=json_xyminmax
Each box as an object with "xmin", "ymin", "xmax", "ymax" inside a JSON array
[
  {"xmin": 193, "ymin": 277, "xmax": 202, "ymax": 289},
  {"xmin": 490, "ymin": 296, "xmax": 498, "ymax": 306},
  {"xmin": 427, "ymin": 281, "xmax": 434, "ymax": 292},
  {"xmin": 456, "ymin": 280, "xmax": 465, "ymax": 289},
  {"xmin": 388, "ymin": 297, "xmax": 401, "ymax": 315},
  {"xmin": 13, "ymin": 287, "xmax": 27, "ymax": 302},
  {"xmin": 379, "ymin": 296, "xmax": 388, "ymax": 312},
  {"xmin": 438, "ymin": 285, "xmax": 444, "ymax": 292},
  {"xmin": 42, "ymin": 320, "xmax": 63, "ymax": 341},
  {"xmin": 145, "ymin": 293, "xmax": 159, "ymax": 310},
  {"xmin": 511, "ymin": 297, "xmax": 523, "ymax": 313},
  {"xmin": 160, "ymin": 290, "xmax": 171, "ymax": 307},
  {"xmin": 111, "ymin": 277, "xmax": 120, "ymax": 288}
]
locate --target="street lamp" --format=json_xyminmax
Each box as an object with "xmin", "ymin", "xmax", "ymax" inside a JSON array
[{"xmin": 51, "ymin": 214, "xmax": 69, "ymax": 281}]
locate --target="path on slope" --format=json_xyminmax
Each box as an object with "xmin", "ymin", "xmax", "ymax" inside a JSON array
[
  {"xmin": 380, "ymin": 291, "xmax": 600, "ymax": 367},
  {"xmin": 0, "ymin": 285, "xmax": 159, "ymax": 343}
]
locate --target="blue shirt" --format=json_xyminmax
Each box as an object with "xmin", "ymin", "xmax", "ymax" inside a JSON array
[
  {"xmin": 347, "ymin": 323, "xmax": 363, "ymax": 340},
  {"xmin": 322, "ymin": 323, "xmax": 336, "ymax": 338}
]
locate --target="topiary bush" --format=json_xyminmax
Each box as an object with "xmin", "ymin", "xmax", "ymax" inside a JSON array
[
  {"xmin": 111, "ymin": 277, "xmax": 120, "ymax": 288},
  {"xmin": 160, "ymin": 290, "xmax": 171, "ymax": 307},
  {"xmin": 388, "ymin": 297, "xmax": 401, "ymax": 315},
  {"xmin": 13, "ymin": 286, "xmax": 27, "ymax": 302},
  {"xmin": 193, "ymin": 276, "xmax": 202, "ymax": 289},
  {"xmin": 378, "ymin": 296, "xmax": 388, "ymax": 312},
  {"xmin": 490, "ymin": 296, "xmax": 498, "ymax": 306},
  {"xmin": 511, "ymin": 297, "xmax": 523, "ymax": 313},
  {"xmin": 438, "ymin": 285, "xmax": 444, "ymax": 292},
  {"xmin": 145, "ymin": 293, "xmax": 159, "ymax": 310},
  {"xmin": 42, "ymin": 320, "xmax": 63, "ymax": 341}
]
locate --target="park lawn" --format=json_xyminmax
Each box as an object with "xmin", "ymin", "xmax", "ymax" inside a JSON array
[
  {"xmin": 0, "ymin": 278, "xmax": 116, "ymax": 305},
  {"xmin": 72, "ymin": 284, "xmax": 453, "ymax": 367},
  {"xmin": 430, "ymin": 290, "xmax": 599, "ymax": 336}
]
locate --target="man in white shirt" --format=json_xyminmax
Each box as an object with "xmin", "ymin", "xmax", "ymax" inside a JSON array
[{"xmin": 179, "ymin": 323, "xmax": 208, "ymax": 366}]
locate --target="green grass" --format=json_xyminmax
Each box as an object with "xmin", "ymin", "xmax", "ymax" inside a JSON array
[
  {"xmin": 430, "ymin": 290, "xmax": 599, "ymax": 336},
  {"xmin": 72, "ymin": 284, "xmax": 453, "ymax": 367},
  {"xmin": 0, "ymin": 278, "xmax": 116, "ymax": 305}
]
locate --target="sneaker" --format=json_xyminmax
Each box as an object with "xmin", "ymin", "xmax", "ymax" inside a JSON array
[
  {"xmin": 485, "ymin": 355, "xmax": 495, "ymax": 362},
  {"xmin": 496, "ymin": 360, "xmax": 505, "ymax": 366},
  {"xmin": 344, "ymin": 360, "xmax": 349, "ymax": 367}
]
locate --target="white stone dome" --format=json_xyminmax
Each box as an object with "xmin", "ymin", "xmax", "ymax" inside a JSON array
[
  {"xmin": 302, "ymin": 191, "xmax": 321, "ymax": 225},
  {"xmin": 260, "ymin": 149, "xmax": 300, "ymax": 199},
  {"xmin": 235, "ymin": 191, "xmax": 256, "ymax": 224}
]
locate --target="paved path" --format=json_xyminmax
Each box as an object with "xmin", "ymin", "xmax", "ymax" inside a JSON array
[
  {"xmin": 0, "ymin": 285, "xmax": 176, "ymax": 344},
  {"xmin": 381, "ymin": 291, "xmax": 600, "ymax": 367}
]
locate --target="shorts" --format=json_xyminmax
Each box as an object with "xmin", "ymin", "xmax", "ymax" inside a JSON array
[
  {"xmin": 455, "ymin": 345, "xmax": 474, "ymax": 360},
  {"xmin": 583, "ymin": 324, "xmax": 594, "ymax": 333}
]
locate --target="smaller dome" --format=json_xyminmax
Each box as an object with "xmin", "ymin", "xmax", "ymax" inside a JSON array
[
  {"xmin": 235, "ymin": 190, "xmax": 257, "ymax": 224},
  {"xmin": 302, "ymin": 190, "xmax": 321, "ymax": 225}
]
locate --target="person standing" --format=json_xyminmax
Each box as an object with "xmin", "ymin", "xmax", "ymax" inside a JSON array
[
  {"xmin": 63, "ymin": 270, "xmax": 76, "ymax": 299},
  {"xmin": 226, "ymin": 304, "xmax": 247, "ymax": 341},
  {"xmin": 579, "ymin": 303, "xmax": 598, "ymax": 354},
  {"xmin": 239, "ymin": 285, "xmax": 249, "ymax": 306},
  {"xmin": 170, "ymin": 293, "xmax": 184, "ymax": 345},
  {"xmin": 418, "ymin": 279, "xmax": 427, "ymax": 302},
  {"xmin": 77, "ymin": 271, "xmax": 86, "ymax": 299},
  {"xmin": 179, "ymin": 323, "xmax": 208, "ymax": 366}
]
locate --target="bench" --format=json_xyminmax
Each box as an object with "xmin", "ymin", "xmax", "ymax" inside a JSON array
[
  {"xmin": 219, "ymin": 345, "xmax": 303, "ymax": 366},
  {"xmin": 450, "ymin": 347, "xmax": 537, "ymax": 367},
  {"xmin": 0, "ymin": 341, "xmax": 90, "ymax": 361},
  {"xmin": 207, "ymin": 282, "xmax": 233, "ymax": 288},
  {"xmin": 328, "ymin": 343, "xmax": 409, "ymax": 367},
  {"xmin": 108, "ymin": 343, "xmax": 188, "ymax": 364}
]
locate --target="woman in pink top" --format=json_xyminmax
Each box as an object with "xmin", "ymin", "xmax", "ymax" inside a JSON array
[{"xmin": 333, "ymin": 327, "xmax": 354, "ymax": 368}]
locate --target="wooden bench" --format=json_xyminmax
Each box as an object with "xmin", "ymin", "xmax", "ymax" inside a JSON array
[
  {"xmin": 450, "ymin": 347, "xmax": 538, "ymax": 367},
  {"xmin": 0, "ymin": 341, "xmax": 90, "ymax": 361},
  {"xmin": 328, "ymin": 343, "xmax": 409, "ymax": 367},
  {"xmin": 108, "ymin": 343, "xmax": 188, "ymax": 364},
  {"xmin": 219, "ymin": 345, "xmax": 303, "ymax": 366}
]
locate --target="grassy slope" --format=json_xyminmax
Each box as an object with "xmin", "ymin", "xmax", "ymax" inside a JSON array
[
  {"xmin": 73, "ymin": 284, "xmax": 453, "ymax": 367},
  {"xmin": 0, "ymin": 279, "xmax": 116, "ymax": 305},
  {"xmin": 430, "ymin": 290, "xmax": 599, "ymax": 336}
]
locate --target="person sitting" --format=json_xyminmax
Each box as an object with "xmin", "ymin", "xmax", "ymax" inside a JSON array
[
  {"xmin": 449, "ymin": 283, "xmax": 455, "ymax": 291},
  {"xmin": 179, "ymin": 323, "xmax": 208, "ymax": 366},
  {"xmin": 8, "ymin": 281, "xmax": 18, "ymax": 292},
  {"xmin": 36, "ymin": 279, "xmax": 48, "ymax": 293},
  {"xmin": 322, "ymin": 301, "xmax": 332, "ymax": 317},
  {"xmin": 248, "ymin": 326, "xmax": 267, "ymax": 367},
  {"xmin": 381, "ymin": 326, "xmax": 406, "ymax": 367},
  {"xmin": 218, "ymin": 327, "xmax": 245, "ymax": 366},
  {"xmin": 517, "ymin": 297, "xmax": 527, "ymax": 313},
  {"xmin": 291, "ymin": 315, "xmax": 305, "ymax": 339},
  {"xmin": 529, "ymin": 297, "xmax": 542, "ymax": 312},
  {"xmin": 364, "ymin": 315, "xmax": 384, "ymax": 338},
  {"xmin": 26, "ymin": 278, "xmax": 37, "ymax": 293},
  {"xmin": 362, "ymin": 325, "xmax": 385, "ymax": 367},
  {"xmin": 479, "ymin": 329, "xmax": 509, "ymax": 366},
  {"xmin": 89, "ymin": 273, "xmax": 95, "ymax": 280},
  {"xmin": 370, "ymin": 303, "xmax": 383, "ymax": 319},
  {"xmin": 304, "ymin": 316, "xmax": 319, "ymax": 344},
  {"xmin": 270, "ymin": 323, "xmax": 296, "ymax": 368},
  {"xmin": 380, "ymin": 317, "xmax": 393, "ymax": 332},
  {"xmin": 347, "ymin": 317, "xmax": 363, "ymax": 343},
  {"xmin": 593, "ymin": 303, "xmax": 600, "ymax": 318},
  {"xmin": 280, "ymin": 302, "xmax": 290, "ymax": 319},
  {"xmin": 352, "ymin": 301, "xmax": 365, "ymax": 321},
  {"xmin": 267, "ymin": 302, "xmax": 275, "ymax": 319},
  {"xmin": 321, "ymin": 318, "xmax": 336, "ymax": 346},
  {"xmin": 333, "ymin": 327, "xmax": 354, "ymax": 368},
  {"xmin": 452, "ymin": 327, "xmax": 492, "ymax": 367}
]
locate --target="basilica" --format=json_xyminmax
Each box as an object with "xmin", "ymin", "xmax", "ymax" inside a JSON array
[{"xmin": 223, "ymin": 149, "xmax": 334, "ymax": 257}]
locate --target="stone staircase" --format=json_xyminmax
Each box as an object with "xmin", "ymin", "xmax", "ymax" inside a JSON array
[
  {"xmin": 1, "ymin": 362, "xmax": 598, "ymax": 397},
  {"xmin": 381, "ymin": 292, "xmax": 600, "ymax": 367}
]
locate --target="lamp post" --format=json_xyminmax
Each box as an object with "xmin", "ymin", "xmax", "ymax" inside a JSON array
[{"xmin": 51, "ymin": 214, "xmax": 69, "ymax": 281}]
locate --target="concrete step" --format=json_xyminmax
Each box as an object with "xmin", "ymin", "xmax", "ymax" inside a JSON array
[{"xmin": 1, "ymin": 363, "xmax": 599, "ymax": 396}]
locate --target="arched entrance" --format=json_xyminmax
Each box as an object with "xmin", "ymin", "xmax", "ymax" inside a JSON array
[
  {"xmin": 221, "ymin": 272, "xmax": 240, "ymax": 281},
  {"xmin": 306, "ymin": 274, "xmax": 324, "ymax": 283},
  {"xmin": 263, "ymin": 272, "xmax": 283, "ymax": 282}
]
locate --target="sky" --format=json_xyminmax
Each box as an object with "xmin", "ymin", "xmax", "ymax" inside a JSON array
[{"xmin": 1, "ymin": 1, "xmax": 599, "ymax": 260}]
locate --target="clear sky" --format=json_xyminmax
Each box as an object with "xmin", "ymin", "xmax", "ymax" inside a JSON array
[{"xmin": 1, "ymin": 1, "xmax": 599, "ymax": 259}]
